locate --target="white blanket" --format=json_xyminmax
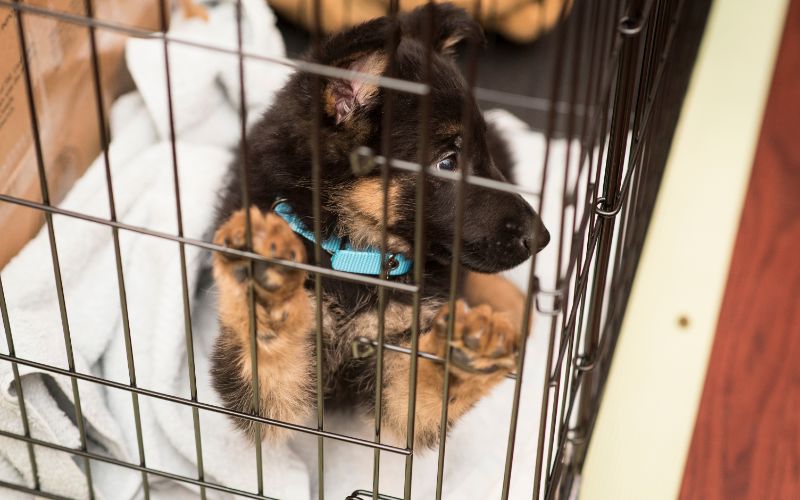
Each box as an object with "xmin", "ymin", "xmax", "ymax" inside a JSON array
[{"xmin": 0, "ymin": 1, "xmax": 583, "ymax": 498}]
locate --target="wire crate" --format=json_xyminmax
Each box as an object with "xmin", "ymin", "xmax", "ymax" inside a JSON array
[{"xmin": 0, "ymin": 0, "xmax": 700, "ymax": 498}]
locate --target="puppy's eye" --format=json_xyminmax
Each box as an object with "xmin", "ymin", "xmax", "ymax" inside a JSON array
[{"xmin": 435, "ymin": 155, "xmax": 457, "ymax": 171}]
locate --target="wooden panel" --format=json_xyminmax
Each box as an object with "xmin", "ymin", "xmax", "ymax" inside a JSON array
[
  {"xmin": 679, "ymin": 1, "xmax": 800, "ymax": 498},
  {"xmin": 581, "ymin": 0, "xmax": 788, "ymax": 496}
]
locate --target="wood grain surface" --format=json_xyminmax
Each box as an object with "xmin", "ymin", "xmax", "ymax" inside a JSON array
[{"xmin": 679, "ymin": 1, "xmax": 800, "ymax": 498}]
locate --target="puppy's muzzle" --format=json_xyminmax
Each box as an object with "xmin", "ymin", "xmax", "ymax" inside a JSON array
[
  {"xmin": 504, "ymin": 203, "xmax": 550, "ymax": 255},
  {"xmin": 523, "ymin": 223, "xmax": 550, "ymax": 253}
]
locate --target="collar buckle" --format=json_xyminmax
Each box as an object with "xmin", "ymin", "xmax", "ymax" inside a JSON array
[{"xmin": 382, "ymin": 253, "xmax": 399, "ymax": 280}]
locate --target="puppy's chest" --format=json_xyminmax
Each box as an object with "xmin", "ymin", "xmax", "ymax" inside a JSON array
[{"xmin": 316, "ymin": 293, "xmax": 442, "ymax": 351}]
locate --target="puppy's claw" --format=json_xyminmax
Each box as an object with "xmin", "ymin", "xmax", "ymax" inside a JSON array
[
  {"xmin": 213, "ymin": 206, "xmax": 308, "ymax": 302},
  {"xmin": 430, "ymin": 299, "xmax": 519, "ymax": 375}
]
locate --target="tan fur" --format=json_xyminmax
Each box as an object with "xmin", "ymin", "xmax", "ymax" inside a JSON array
[
  {"xmin": 213, "ymin": 208, "xmax": 315, "ymax": 440},
  {"xmin": 342, "ymin": 301, "xmax": 441, "ymax": 341},
  {"xmin": 334, "ymin": 178, "xmax": 412, "ymax": 253},
  {"xmin": 437, "ymin": 122, "xmax": 462, "ymax": 137},
  {"xmin": 381, "ymin": 299, "xmax": 519, "ymax": 447},
  {"xmin": 214, "ymin": 325, "xmax": 314, "ymax": 440},
  {"xmin": 177, "ymin": 0, "xmax": 209, "ymax": 20},
  {"xmin": 350, "ymin": 52, "xmax": 388, "ymax": 102},
  {"xmin": 325, "ymin": 52, "xmax": 388, "ymax": 126},
  {"xmin": 324, "ymin": 87, "xmax": 339, "ymax": 121},
  {"xmin": 463, "ymin": 271, "xmax": 525, "ymax": 330},
  {"xmin": 348, "ymin": 178, "xmax": 400, "ymax": 224}
]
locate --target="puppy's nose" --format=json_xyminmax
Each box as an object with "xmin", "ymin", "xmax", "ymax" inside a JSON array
[
  {"xmin": 523, "ymin": 224, "xmax": 550, "ymax": 253},
  {"xmin": 536, "ymin": 227, "xmax": 550, "ymax": 251},
  {"xmin": 502, "ymin": 211, "xmax": 550, "ymax": 254}
]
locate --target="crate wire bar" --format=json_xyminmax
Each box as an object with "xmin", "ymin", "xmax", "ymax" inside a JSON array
[{"xmin": 0, "ymin": 0, "xmax": 688, "ymax": 499}]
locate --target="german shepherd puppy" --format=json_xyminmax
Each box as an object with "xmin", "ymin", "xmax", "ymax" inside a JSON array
[{"xmin": 210, "ymin": 3, "xmax": 549, "ymax": 448}]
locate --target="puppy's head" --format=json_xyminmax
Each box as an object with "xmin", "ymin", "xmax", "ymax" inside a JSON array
[{"xmin": 307, "ymin": 3, "xmax": 549, "ymax": 273}]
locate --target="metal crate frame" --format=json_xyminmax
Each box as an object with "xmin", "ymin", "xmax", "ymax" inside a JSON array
[{"xmin": 0, "ymin": 0, "xmax": 692, "ymax": 499}]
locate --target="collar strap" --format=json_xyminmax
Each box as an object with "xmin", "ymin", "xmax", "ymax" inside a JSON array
[{"xmin": 273, "ymin": 201, "xmax": 413, "ymax": 277}]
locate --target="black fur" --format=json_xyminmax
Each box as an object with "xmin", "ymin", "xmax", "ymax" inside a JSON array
[
  {"xmin": 212, "ymin": 3, "xmax": 549, "ymax": 421},
  {"xmin": 210, "ymin": 325, "xmax": 265, "ymax": 439}
]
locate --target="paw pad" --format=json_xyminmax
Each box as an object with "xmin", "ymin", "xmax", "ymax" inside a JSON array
[
  {"xmin": 213, "ymin": 206, "xmax": 308, "ymax": 300},
  {"xmin": 431, "ymin": 299, "xmax": 518, "ymax": 374}
]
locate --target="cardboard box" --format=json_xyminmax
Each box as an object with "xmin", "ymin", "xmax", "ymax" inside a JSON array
[{"xmin": 0, "ymin": 0, "xmax": 159, "ymax": 268}]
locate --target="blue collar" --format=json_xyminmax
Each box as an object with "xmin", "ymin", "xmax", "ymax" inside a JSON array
[{"xmin": 273, "ymin": 201, "xmax": 413, "ymax": 278}]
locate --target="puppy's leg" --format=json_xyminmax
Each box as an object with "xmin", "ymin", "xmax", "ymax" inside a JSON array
[
  {"xmin": 463, "ymin": 270, "xmax": 525, "ymax": 330},
  {"xmin": 211, "ymin": 207, "xmax": 314, "ymax": 441},
  {"xmin": 382, "ymin": 300, "xmax": 518, "ymax": 448}
]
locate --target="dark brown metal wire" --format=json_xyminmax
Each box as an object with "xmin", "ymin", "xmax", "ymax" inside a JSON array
[
  {"xmin": 0, "ymin": 0, "xmax": 691, "ymax": 498},
  {"xmin": 0, "ymin": 275, "xmax": 39, "ymax": 490},
  {"xmin": 12, "ymin": 2, "xmax": 94, "ymax": 497},
  {"xmin": 233, "ymin": 0, "xmax": 265, "ymax": 494},
  {"xmin": 515, "ymin": 2, "xmax": 573, "ymax": 498},
  {"xmin": 156, "ymin": 0, "xmax": 206, "ymax": 496},
  {"xmin": 0, "ymin": 351, "xmax": 411, "ymax": 455},
  {"xmin": 402, "ymin": 4, "xmax": 434, "ymax": 497},
  {"xmin": 354, "ymin": 336, "xmax": 518, "ymax": 379},
  {"xmin": 309, "ymin": 0, "xmax": 327, "ymax": 498},
  {"xmin": 0, "ymin": 193, "xmax": 419, "ymax": 293},
  {"xmin": 373, "ymin": 2, "xmax": 402, "ymax": 498},
  {"xmin": 0, "ymin": 428, "xmax": 280, "ymax": 500},
  {"xmin": 576, "ymin": 1, "xmax": 645, "ymax": 469},
  {"xmin": 0, "ymin": 479, "xmax": 65, "ymax": 500},
  {"xmin": 542, "ymin": 0, "xmax": 588, "ymax": 487},
  {"xmin": 434, "ymin": 2, "xmax": 484, "ymax": 496},
  {"xmin": 0, "ymin": 1, "xmax": 591, "ymax": 113},
  {"xmin": 84, "ymin": 0, "xmax": 151, "ymax": 496}
]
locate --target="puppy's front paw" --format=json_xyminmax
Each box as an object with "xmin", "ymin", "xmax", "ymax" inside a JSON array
[
  {"xmin": 429, "ymin": 299, "xmax": 518, "ymax": 375},
  {"xmin": 213, "ymin": 206, "xmax": 307, "ymax": 303}
]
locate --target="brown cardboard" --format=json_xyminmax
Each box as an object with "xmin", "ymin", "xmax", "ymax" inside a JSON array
[{"xmin": 0, "ymin": 1, "xmax": 159, "ymax": 268}]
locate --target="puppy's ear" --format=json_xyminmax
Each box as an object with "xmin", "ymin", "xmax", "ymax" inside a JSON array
[
  {"xmin": 401, "ymin": 3, "xmax": 486, "ymax": 57},
  {"xmin": 324, "ymin": 51, "xmax": 388, "ymax": 125},
  {"xmin": 313, "ymin": 15, "xmax": 393, "ymax": 125}
]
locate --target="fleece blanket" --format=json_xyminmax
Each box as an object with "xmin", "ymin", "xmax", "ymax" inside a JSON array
[{"xmin": 0, "ymin": 0, "xmax": 588, "ymax": 498}]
